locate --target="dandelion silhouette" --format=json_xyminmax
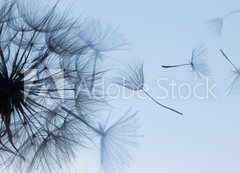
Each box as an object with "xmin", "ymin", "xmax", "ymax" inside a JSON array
[
  {"xmin": 220, "ymin": 49, "xmax": 240, "ymax": 95},
  {"xmin": 116, "ymin": 62, "xmax": 183, "ymax": 115},
  {"xmin": 207, "ymin": 10, "xmax": 240, "ymax": 37},
  {"xmin": 161, "ymin": 45, "xmax": 211, "ymax": 80},
  {"xmin": 0, "ymin": 1, "xmax": 139, "ymax": 173}
]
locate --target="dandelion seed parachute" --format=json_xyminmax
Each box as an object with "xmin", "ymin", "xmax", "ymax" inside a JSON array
[
  {"xmin": 79, "ymin": 19, "xmax": 126, "ymax": 91},
  {"xmin": 60, "ymin": 106, "xmax": 141, "ymax": 173},
  {"xmin": 207, "ymin": 9, "xmax": 240, "ymax": 37},
  {"xmin": 220, "ymin": 49, "xmax": 240, "ymax": 95},
  {"xmin": 115, "ymin": 61, "xmax": 183, "ymax": 115},
  {"xmin": 95, "ymin": 108, "xmax": 141, "ymax": 173},
  {"xmin": 161, "ymin": 44, "xmax": 211, "ymax": 80}
]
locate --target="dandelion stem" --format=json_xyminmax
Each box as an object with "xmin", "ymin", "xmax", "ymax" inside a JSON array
[
  {"xmin": 161, "ymin": 63, "xmax": 190, "ymax": 68},
  {"xmin": 220, "ymin": 49, "xmax": 240, "ymax": 73},
  {"xmin": 142, "ymin": 89, "xmax": 183, "ymax": 115}
]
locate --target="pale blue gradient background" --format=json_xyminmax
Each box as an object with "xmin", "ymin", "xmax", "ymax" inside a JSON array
[
  {"xmin": 13, "ymin": 0, "xmax": 240, "ymax": 173},
  {"xmin": 62, "ymin": 0, "xmax": 240, "ymax": 173}
]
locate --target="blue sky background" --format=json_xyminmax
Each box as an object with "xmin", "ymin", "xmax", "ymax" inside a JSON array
[
  {"xmin": 10, "ymin": 0, "xmax": 240, "ymax": 173},
  {"xmin": 59, "ymin": 0, "xmax": 240, "ymax": 173}
]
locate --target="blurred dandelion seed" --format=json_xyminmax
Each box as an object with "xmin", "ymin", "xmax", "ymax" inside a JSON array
[
  {"xmin": 80, "ymin": 19, "xmax": 126, "ymax": 91},
  {"xmin": 116, "ymin": 62, "xmax": 183, "ymax": 115},
  {"xmin": 207, "ymin": 9, "xmax": 240, "ymax": 37},
  {"xmin": 162, "ymin": 44, "xmax": 211, "ymax": 80},
  {"xmin": 220, "ymin": 49, "xmax": 240, "ymax": 95},
  {"xmin": 95, "ymin": 107, "xmax": 141, "ymax": 173},
  {"xmin": 61, "ymin": 106, "xmax": 141, "ymax": 173}
]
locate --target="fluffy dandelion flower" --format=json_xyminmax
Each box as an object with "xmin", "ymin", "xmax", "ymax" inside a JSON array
[{"xmin": 0, "ymin": 1, "xmax": 132, "ymax": 173}]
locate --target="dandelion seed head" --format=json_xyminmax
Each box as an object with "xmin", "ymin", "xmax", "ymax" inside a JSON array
[
  {"xmin": 0, "ymin": 1, "xmax": 144, "ymax": 173},
  {"xmin": 0, "ymin": 1, "xmax": 112, "ymax": 173}
]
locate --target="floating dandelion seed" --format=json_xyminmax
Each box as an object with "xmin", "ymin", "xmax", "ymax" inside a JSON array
[
  {"xmin": 94, "ymin": 108, "xmax": 141, "ymax": 173},
  {"xmin": 60, "ymin": 106, "xmax": 140, "ymax": 173},
  {"xmin": 162, "ymin": 44, "xmax": 211, "ymax": 80},
  {"xmin": 116, "ymin": 62, "xmax": 183, "ymax": 115},
  {"xmin": 207, "ymin": 9, "xmax": 240, "ymax": 37},
  {"xmin": 207, "ymin": 18, "xmax": 224, "ymax": 38},
  {"xmin": 220, "ymin": 49, "xmax": 240, "ymax": 95}
]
